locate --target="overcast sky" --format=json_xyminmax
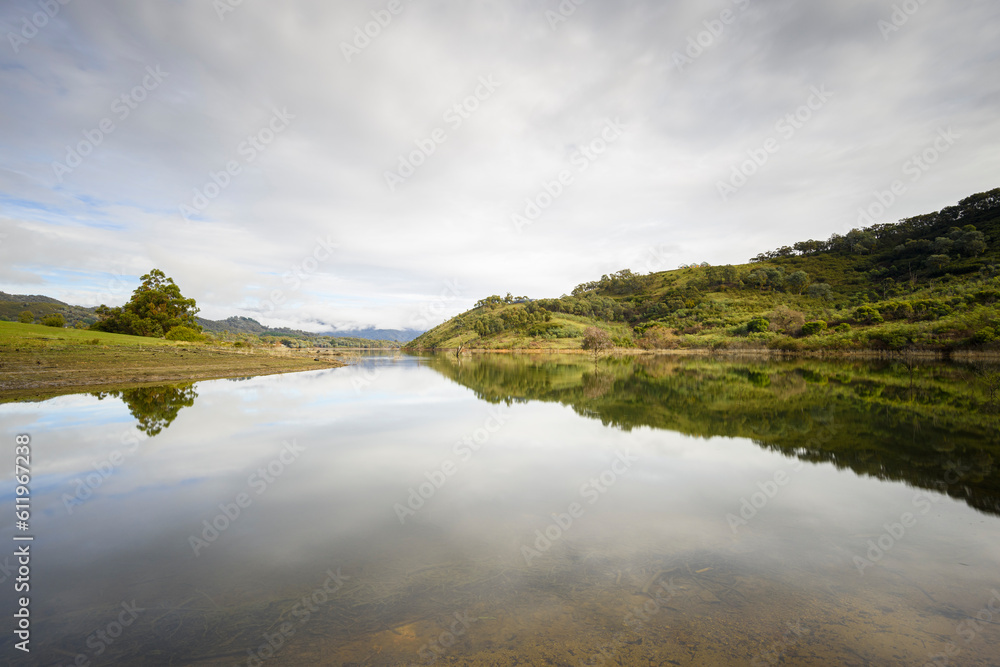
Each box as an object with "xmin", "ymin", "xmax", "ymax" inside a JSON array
[{"xmin": 1, "ymin": 0, "xmax": 998, "ymax": 331}]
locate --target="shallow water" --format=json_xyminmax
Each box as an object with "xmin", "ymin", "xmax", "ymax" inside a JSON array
[{"xmin": 1, "ymin": 353, "xmax": 999, "ymax": 665}]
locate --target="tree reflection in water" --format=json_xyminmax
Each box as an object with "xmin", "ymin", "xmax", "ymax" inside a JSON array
[
  {"xmin": 92, "ymin": 383, "xmax": 198, "ymax": 436},
  {"xmin": 423, "ymin": 353, "xmax": 1000, "ymax": 517}
]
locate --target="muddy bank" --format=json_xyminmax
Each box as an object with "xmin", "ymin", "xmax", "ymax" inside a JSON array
[{"xmin": 0, "ymin": 345, "xmax": 346, "ymax": 402}]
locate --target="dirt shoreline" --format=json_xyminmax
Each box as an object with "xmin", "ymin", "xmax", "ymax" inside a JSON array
[{"xmin": 0, "ymin": 345, "xmax": 349, "ymax": 403}]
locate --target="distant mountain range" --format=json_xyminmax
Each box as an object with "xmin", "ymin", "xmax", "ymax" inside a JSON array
[
  {"xmin": 0, "ymin": 293, "xmax": 422, "ymax": 342},
  {"xmin": 195, "ymin": 316, "xmax": 423, "ymax": 342}
]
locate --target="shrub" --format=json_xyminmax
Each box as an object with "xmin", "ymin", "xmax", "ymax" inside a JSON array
[
  {"xmin": 612, "ymin": 334, "xmax": 636, "ymax": 348},
  {"xmin": 968, "ymin": 289, "xmax": 1000, "ymax": 305},
  {"xmin": 746, "ymin": 317, "xmax": 770, "ymax": 334},
  {"xmin": 527, "ymin": 322, "xmax": 559, "ymax": 336},
  {"xmin": 41, "ymin": 314, "xmax": 66, "ymax": 328},
  {"xmin": 911, "ymin": 300, "xmax": 954, "ymax": 320},
  {"xmin": 873, "ymin": 332, "xmax": 909, "ymax": 350},
  {"xmin": 972, "ymin": 327, "xmax": 998, "ymax": 344},
  {"xmin": 835, "ymin": 323, "xmax": 851, "ymax": 333},
  {"xmin": 878, "ymin": 302, "xmax": 914, "ymax": 320},
  {"xmin": 638, "ymin": 326, "xmax": 679, "ymax": 350},
  {"xmin": 769, "ymin": 336, "xmax": 804, "ymax": 351},
  {"xmin": 543, "ymin": 326, "xmax": 580, "ymax": 339},
  {"xmin": 852, "ymin": 305, "xmax": 883, "ymax": 324},
  {"xmin": 18, "ymin": 310, "xmax": 34, "ymax": 324},
  {"xmin": 165, "ymin": 325, "xmax": 205, "ymax": 342},
  {"xmin": 768, "ymin": 305, "xmax": 805, "ymax": 334},
  {"xmin": 801, "ymin": 321, "xmax": 827, "ymax": 336}
]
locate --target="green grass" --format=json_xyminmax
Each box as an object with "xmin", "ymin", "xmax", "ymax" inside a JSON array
[
  {"xmin": 0, "ymin": 320, "xmax": 191, "ymax": 349},
  {"xmin": 0, "ymin": 320, "xmax": 347, "ymax": 402},
  {"xmin": 407, "ymin": 313, "xmax": 638, "ymax": 351}
]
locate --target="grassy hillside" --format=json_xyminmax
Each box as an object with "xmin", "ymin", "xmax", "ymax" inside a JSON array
[
  {"xmin": 0, "ymin": 292, "xmax": 98, "ymax": 327},
  {"xmin": 408, "ymin": 188, "xmax": 1000, "ymax": 352},
  {"xmin": 0, "ymin": 320, "xmax": 185, "ymax": 349}
]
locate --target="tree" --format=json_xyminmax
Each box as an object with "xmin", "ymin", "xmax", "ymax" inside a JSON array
[
  {"xmin": 786, "ymin": 270, "xmax": 809, "ymax": 294},
  {"xmin": 474, "ymin": 295, "xmax": 505, "ymax": 309},
  {"xmin": 720, "ymin": 265, "xmax": 739, "ymax": 285},
  {"xmin": 746, "ymin": 270, "xmax": 768, "ymax": 291},
  {"xmin": 793, "ymin": 240, "xmax": 823, "ymax": 255},
  {"xmin": 845, "ymin": 229, "xmax": 875, "ymax": 254},
  {"xmin": 93, "ymin": 269, "xmax": 200, "ymax": 338},
  {"xmin": 925, "ymin": 254, "xmax": 950, "ymax": 271},
  {"xmin": 933, "ymin": 237, "xmax": 954, "ymax": 255},
  {"xmin": 41, "ymin": 313, "xmax": 66, "ymax": 327},
  {"xmin": 964, "ymin": 237, "xmax": 988, "ymax": 258},
  {"xmin": 18, "ymin": 310, "xmax": 33, "ymax": 324},
  {"xmin": 581, "ymin": 327, "xmax": 613, "ymax": 361},
  {"xmin": 807, "ymin": 283, "xmax": 832, "ymax": 300},
  {"xmin": 956, "ymin": 225, "xmax": 987, "ymax": 257}
]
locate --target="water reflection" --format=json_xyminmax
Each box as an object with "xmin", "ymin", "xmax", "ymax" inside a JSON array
[
  {"xmin": 91, "ymin": 383, "xmax": 198, "ymax": 436},
  {"xmin": 1, "ymin": 355, "xmax": 998, "ymax": 665},
  {"xmin": 423, "ymin": 353, "xmax": 1000, "ymax": 517}
]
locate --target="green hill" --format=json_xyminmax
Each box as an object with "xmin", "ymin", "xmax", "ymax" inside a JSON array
[
  {"xmin": 0, "ymin": 292, "xmax": 98, "ymax": 327},
  {"xmin": 407, "ymin": 188, "xmax": 1000, "ymax": 352}
]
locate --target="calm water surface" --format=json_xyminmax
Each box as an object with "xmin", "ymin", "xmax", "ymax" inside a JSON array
[{"xmin": 1, "ymin": 353, "xmax": 999, "ymax": 666}]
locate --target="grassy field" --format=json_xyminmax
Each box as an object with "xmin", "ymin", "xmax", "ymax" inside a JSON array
[{"xmin": 0, "ymin": 321, "xmax": 346, "ymax": 402}]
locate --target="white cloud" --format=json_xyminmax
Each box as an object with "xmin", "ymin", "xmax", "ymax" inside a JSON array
[{"xmin": 1, "ymin": 0, "xmax": 998, "ymax": 328}]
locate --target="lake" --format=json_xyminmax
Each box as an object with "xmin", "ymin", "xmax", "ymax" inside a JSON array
[{"xmin": 2, "ymin": 353, "xmax": 999, "ymax": 665}]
